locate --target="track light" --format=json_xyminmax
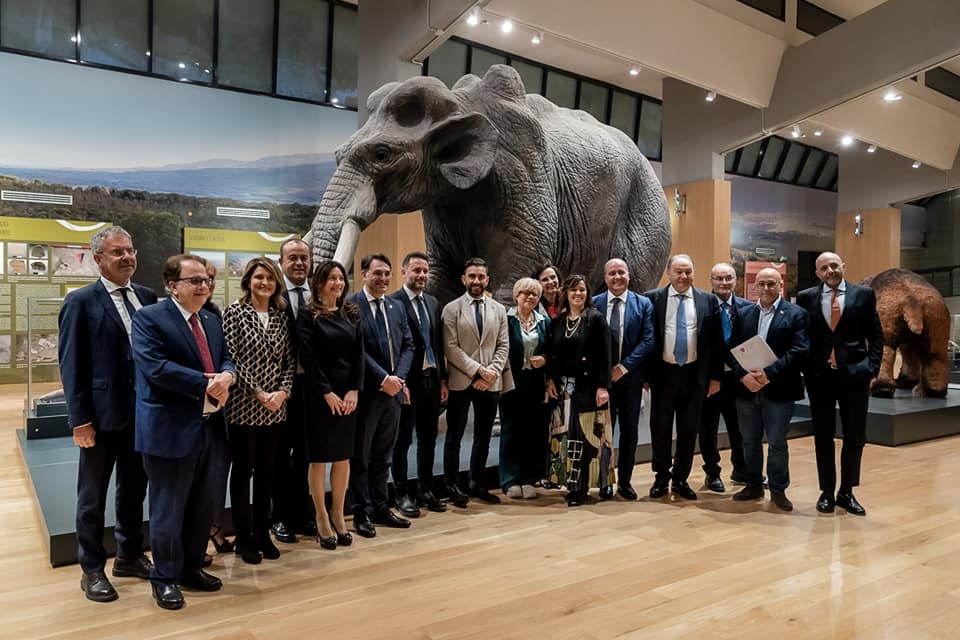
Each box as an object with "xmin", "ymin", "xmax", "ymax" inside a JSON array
[
  {"xmin": 531, "ymin": 32, "xmax": 542, "ymax": 44},
  {"xmin": 500, "ymin": 19, "xmax": 513, "ymax": 33},
  {"xmin": 466, "ymin": 9, "xmax": 479, "ymax": 26},
  {"xmin": 813, "ymin": 128, "xmax": 823, "ymax": 136},
  {"xmin": 791, "ymin": 125, "xmax": 801, "ymax": 138},
  {"xmin": 840, "ymin": 135, "xmax": 854, "ymax": 147},
  {"xmin": 867, "ymin": 144, "xmax": 877, "ymax": 153},
  {"xmin": 705, "ymin": 91, "xmax": 716, "ymax": 102},
  {"xmin": 883, "ymin": 90, "xmax": 902, "ymax": 102},
  {"xmin": 912, "ymin": 160, "xmax": 921, "ymax": 169},
  {"xmin": 629, "ymin": 66, "xmax": 640, "ymax": 76}
]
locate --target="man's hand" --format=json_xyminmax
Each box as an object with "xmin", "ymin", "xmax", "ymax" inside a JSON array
[
  {"xmin": 740, "ymin": 373, "xmax": 764, "ymax": 393},
  {"xmin": 707, "ymin": 379, "xmax": 722, "ymax": 397},
  {"xmin": 73, "ymin": 423, "xmax": 96, "ymax": 448},
  {"xmin": 381, "ymin": 375, "xmax": 404, "ymax": 397},
  {"xmin": 342, "ymin": 390, "xmax": 358, "ymax": 415},
  {"xmin": 477, "ymin": 367, "xmax": 497, "ymax": 383},
  {"xmin": 205, "ymin": 371, "xmax": 233, "ymax": 405},
  {"xmin": 755, "ymin": 370, "xmax": 770, "ymax": 386},
  {"xmin": 471, "ymin": 378, "xmax": 490, "ymax": 391},
  {"xmin": 324, "ymin": 391, "xmax": 344, "ymax": 415},
  {"xmin": 611, "ymin": 364, "xmax": 627, "ymax": 383},
  {"xmin": 440, "ymin": 380, "xmax": 449, "ymax": 404},
  {"xmin": 402, "ymin": 386, "xmax": 411, "ymax": 405}
]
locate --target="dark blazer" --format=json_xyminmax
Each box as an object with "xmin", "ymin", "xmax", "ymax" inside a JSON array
[
  {"xmin": 717, "ymin": 294, "xmax": 754, "ymax": 344},
  {"xmin": 388, "ymin": 287, "xmax": 447, "ymax": 385},
  {"xmin": 547, "ymin": 309, "xmax": 611, "ymax": 412},
  {"xmin": 593, "ymin": 290, "xmax": 654, "ymax": 377},
  {"xmin": 58, "ymin": 279, "xmax": 158, "ymax": 432},
  {"xmin": 796, "ymin": 282, "xmax": 883, "ymax": 384},
  {"xmin": 346, "ymin": 291, "xmax": 415, "ymax": 395},
  {"xmin": 506, "ymin": 310, "xmax": 551, "ymax": 381},
  {"xmin": 728, "ymin": 299, "xmax": 809, "ymax": 401},
  {"xmin": 643, "ymin": 286, "xmax": 725, "ymax": 391},
  {"xmin": 132, "ymin": 298, "xmax": 236, "ymax": 458}
]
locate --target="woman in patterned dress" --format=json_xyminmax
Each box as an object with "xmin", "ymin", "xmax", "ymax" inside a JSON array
[
  {"xmin": 222, "ymin": 257, "xmax": 295, "ymax": 563},
  {"xmin": 298, "ymin": 260, "xmax": 363, "ymax": 549}
]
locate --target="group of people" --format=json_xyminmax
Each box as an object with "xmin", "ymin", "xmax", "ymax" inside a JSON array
[{"xmin": 58, "ymin": 224, "xmax": 882, "ymax": 611}]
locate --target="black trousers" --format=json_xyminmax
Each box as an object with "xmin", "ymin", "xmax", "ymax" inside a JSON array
[
  {"xmin": 76, "ymin": 427, "xmax": 147, "ymax": 574},
  {"xmin": 806, "ymin": 371, "xmax": 869, "ymax": 493},
  {"xmin": 608, "ymin": 374, "xmax": 643, "ymax": 486},
  {"xmin": 444, "ymin": 387, "xmax": 500, "ymax": 487},
  {"xmin": 229, "ymin": 423, "xmax": 282, "ymax": 535},
  {"xmin": 498, "ymin": 370, "xmax": 548, "ymax": 490},
  {"xmin": 350, "ymin": 391, "xmax": 401, "ymax": 516},
  {"xmin": 698, "ymin": 371, "xmax": 745, "ymax": 479},
  {"xmin": 271, "ymin": 375, "xmax": 313, "ymax": 527},
  {"xmin": 393, "ymin": 369, "xmax": 441, "ymax": 496},
  {"xmin": 649, "ymin": 364, "xmax": 704, "ymax": 484}
]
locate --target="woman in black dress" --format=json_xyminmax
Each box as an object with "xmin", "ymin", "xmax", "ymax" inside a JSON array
[
  {"xmin": 546, "ymin": 275, "xmax": 611, "ymax": 507},
  {"xmin": 298, "ymin": 260, "xmax": 364, "ymax": 549}
]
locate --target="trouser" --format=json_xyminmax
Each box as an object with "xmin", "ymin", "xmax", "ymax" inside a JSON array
[
  {"xmin": 806, "ymin": 371, "xmax": 869, "ymax": 493},
  {"xmin": 735, "ymin": 393, "xmax": 794, "ymax": 492},
  {"xmin": 350, "ymin": 391, "xmax": 401, "ymax": 516},
  {"xmin": 444, "ymin": 387, "xmax": 500, "ymax": 487},
  {"xmin": 498, "ymin": 370, "xmax": 548, "ymax": 490},
  {"xmin": 229, "ymin": 423, "xmax": 282, "ymax": 534},
  {"xmin": 699, "ymin": 371, "xmax": 746, "ymax": 478},
  {"xmin": 649, "ymin": 364, "xmax": 704, "ymax": 484},
  {"xmin": 271, "ymin": 375, "xmax": 313, "ymax": 527},
  {"xmin": 606, "ymin": 374, "xmax": 643, "ymax": 487},
  {"xmin": 393, "ymin": 369, "xmax": 441, "ymax": 496}
]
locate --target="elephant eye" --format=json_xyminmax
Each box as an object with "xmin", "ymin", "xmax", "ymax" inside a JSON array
[{"xmin": 372, "ymin": 145, "xmax": 393, "ymax": 164}]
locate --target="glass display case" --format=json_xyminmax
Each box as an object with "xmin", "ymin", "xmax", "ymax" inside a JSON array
[{"xmin": 25, "ymin": 296, "xmax": 69, "ymax": 439}]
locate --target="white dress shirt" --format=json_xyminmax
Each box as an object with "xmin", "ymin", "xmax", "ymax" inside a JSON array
[
  {"xmin": 757, "ymin": 296, "xmax": 781, "ymax": 342},
  {"xmin": 663, "ymin": 286, "xmax": 698, "ymax": 364},
  {"xmin": 820, "ymin": 279, "xmax": 846, "ymax": 326},
  {"xmin": 283, "ymin": 274, "xmax": 311, "ymax": 318},
  {"xmin": 404, "ymin": 284, "xmax": 435, "ymax": 371},
  {"xmin": 100, "ymin": 276, "xmax": 142, "ymax": 339},
  {"xmin": 365, "ymin": 287, "xmax": 394, "ymax": 372},
  {"xmin": 605, "ymin": 290, "xmax": 628, "ymax": 363}
]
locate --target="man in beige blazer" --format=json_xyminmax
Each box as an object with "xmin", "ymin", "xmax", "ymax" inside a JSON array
[{"xmin": 442, "ymin": 257, "xmax": 514, "ymax": 507}]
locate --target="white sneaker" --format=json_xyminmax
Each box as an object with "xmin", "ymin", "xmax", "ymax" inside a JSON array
[
  {"xmin": 521, "ymin": 484, "xmax": 537, "ymax": 499},
  {"xmin": 505, "ymin": 485, "xmax": 523, "ymax": 499}
]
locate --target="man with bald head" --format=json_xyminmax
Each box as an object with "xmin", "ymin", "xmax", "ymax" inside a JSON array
[
  {"xmin": 593, "ymin": 258, "xmax": 654, "ymax": 500},
  {"xmin": 797, "ymin": 252, "xmax": 882, "ymax": 516},
  {"xmin": 727, "ymin": 267, "xmax": 808, "ymax": 511},
  {"xmin": 698, "ymin": 262, "xmax": 753, "ymax": 492},
  {"xmin": 644, "ymin": 254, "xmax": 724, "ymax": 500}
]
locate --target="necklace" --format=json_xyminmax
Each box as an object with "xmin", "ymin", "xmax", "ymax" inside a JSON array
[
  {"xmin": 564, "ymin": 314, "xmax": 582, "ymax": 338},
  {"xmin": 519, "ymin": 313, "xmax": 535, "ymax": 331}
]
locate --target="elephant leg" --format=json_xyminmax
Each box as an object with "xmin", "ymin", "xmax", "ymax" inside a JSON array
[
  {"xmin": 895, "ymin": 343, "xmax": 921, "ymax": 389},
  {"xmin": 871, "ymin": 344, "xmax": 898, "ymax": 398}
]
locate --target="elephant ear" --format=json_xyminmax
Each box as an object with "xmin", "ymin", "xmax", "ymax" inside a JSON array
[
  {"xmin": 426, "ymin": 113, "xmax": 497, "ymax": 190},
  {"xmin": 367, "ymin": 82, "xmax": 401, "ymax": 114}
]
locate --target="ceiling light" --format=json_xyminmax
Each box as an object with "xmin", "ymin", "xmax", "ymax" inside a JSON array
[
  {"xmin": 841, "ymin": 135, "xmax": 854, "ymax": 147},
  {"xmin": 791, "ymin": 125, "xmax": 801, "ymax": 138},
  {"xmin": 629, "ymin": 66, "xmax": 640, "ymax": 76},
  {"xmin": 705, "ymin": 91, "xmax": 717, "ymax": 102},
  {"xmin": 500, "ymin": 19, "xmax": 513, "ymax": 34},
  {"xmin": 178, "ymin": 62, "xmax": 186, "ymax": 69},
  {"xmin": 531, "ymin": 32, "xmax": 542, "ymax": 45},
  {"xmin": 331, "ymin": 97, "xmax": 339, "ymax": 104},
  {"xmin": 867, "ymin": 144, "xmax": 877, "ymax": 153},
  {"xmin": 912, "ymin": 160, "xmax": 921, "ymax": 168},
  {"xmin": 813, "ymin": 128, "xmax": 823, "ymax": 136},
  {"xmin": 466, "ymin": 10, "xmax": 479, "ymax": 26},
  {"xmin": 883, "ymin": 90, "xmax": 902, "ymax": 102}
]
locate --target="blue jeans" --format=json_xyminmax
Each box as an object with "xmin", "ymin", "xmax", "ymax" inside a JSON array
[{"xmin": 735, "ymin": 394, "xmax": 794, "ymax": 492}]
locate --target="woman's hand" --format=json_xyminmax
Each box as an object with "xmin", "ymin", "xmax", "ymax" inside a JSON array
[
  {"xmin": 529, "ymin": 355, "xmax": 546, "ymax": 369},
  {"xmin": 546, "ymin": 379, "xmax": 559, "ymax": 400},
  {"xmin": 262, "ymin": 390, "xmax": 289, "ymax": 412},
  {"xmin": 596, "ymin": 388, "xmax": 609, "ymax": 407},
  {"xmin": 342, "ymin": 390, "xmax": 358, "ymax": 415},
  {"xmin": 324, "ymin": 391, "xmax": 344, "ymax": 416}
]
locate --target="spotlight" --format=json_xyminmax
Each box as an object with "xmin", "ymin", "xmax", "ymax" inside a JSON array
[
  {"xmin": 912, "ymin": 160, "xmax": 921, "ymax": 169},
  {"xmin": 841, "ymin": 135, "xmax": 854, "ymax": 147},
  {"xmin": 629, "ymin": 66, "xmax": 640, "ymax": 76},
  {"xmin": 466, "ymin": 10, "xmax": 479, "ymax": 26},
  {"xmin": 501, "ymin": 19, "xmax": 513, "ymax": 34},
  {"xmin": 705, "ymin": 91, "xmax": 717, "ymax": 102},
  {"xmin": 791, "ymin": 125, "xmax": 801, "ymax": 138},
  {"xmin": 531, "ymin": 32, "xmax": 542, "ymax": 45},
  {"xmin": 883, "ymin": 90, "xmax": 902, "ymax": 102},
  {"xmin": 813, "ymin": 128, "xmax": 823, "ymax": 136},
  {"xmin": 867, "ymin": 144, "xmax": 877, "ymax": 153},
  {"xmin": 178, "ymin": 62, "xmax": 186, "ymax": 69}
]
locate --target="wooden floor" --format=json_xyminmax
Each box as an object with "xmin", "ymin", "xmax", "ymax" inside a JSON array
[{"xmin": 2, "ymin": 383, "xmax": 960, "ymax": 639}]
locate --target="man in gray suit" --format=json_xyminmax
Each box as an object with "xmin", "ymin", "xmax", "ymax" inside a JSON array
[{"xmin": 441, "ymin": 257, "xmax": 514, "ymax": 507}]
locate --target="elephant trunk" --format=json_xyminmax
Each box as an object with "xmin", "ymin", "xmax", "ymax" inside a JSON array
[{"xmin": 309, "ymin": 163, "xmax": 376, "ymax": 269}]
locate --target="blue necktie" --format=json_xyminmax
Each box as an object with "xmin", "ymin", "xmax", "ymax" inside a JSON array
[
  {"xmin": 416, "ymin": 295, "xmax": 436, "ymax": 368},
  {"xmin": 119, "ymin": 287, "xmax": 138, "ymax": 319},
  {"xmin": 721, "ymin": 301, "xmax": 732, "ymax": 344},
  {"xmin": 473, "ymin": 299, "xmax": 483, "ymax": 339},
  {"xmin": 609, "ymin": 297, "xmax": 622, "ymax": 364},
  {"xmin": 674, "ymin": 293, "xmax": 688, "ymax": 366},
  {"xmin": 373, "ymin": 298, "xmax": 391, "ymax": 369}
]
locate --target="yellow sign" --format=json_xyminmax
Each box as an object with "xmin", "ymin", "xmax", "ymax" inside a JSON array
[
  {"xmin": 0, "ymin": 216, "xmax": 110, "ymax": 244},
  {"xmin": 183, "ymin": 228, "xmax": 299, "ymax": 253}
]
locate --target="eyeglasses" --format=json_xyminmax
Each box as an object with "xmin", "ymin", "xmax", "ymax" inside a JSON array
[
  {"xmin": 756, "ymin": 281, "xmax": 780, "ymax": 289},
  {"xmin": 711, "ymin": 275, "xmax": 735, "ymax": 282},
  {"xmin": 519, "ymin": 291, "xmax": 540, "ymax": 297},
  {"xmin": 177, "ymin": 277, "xmax": 214, "ymax": 287},
  {"xmin": 100, "ymin": 248, "xmax": 138, "ymax": 257}
]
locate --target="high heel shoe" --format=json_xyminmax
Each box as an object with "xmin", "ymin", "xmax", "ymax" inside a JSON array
[
  {"xmin": 316, "ymin": 520, "xmax": 337, "ymax": 550},
  {"xmin": 209, "ymin": 526, "xmax": 234, "ymax": 553},
  {"xmin": 330, "ymin": 515, "xmax": 353, "ymax": 547}
]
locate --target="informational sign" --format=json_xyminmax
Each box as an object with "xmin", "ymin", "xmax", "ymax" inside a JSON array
[
  {"xmin": 183, "ymin": 227, "xmax": 300, "ymax": 310},
  {"xmin": 0, "ymin": 216, "xmax": 110, "ymax": 383},
  {"xmin": 744, "ymin": 261, "xmax": 788, "ymax": 302}
]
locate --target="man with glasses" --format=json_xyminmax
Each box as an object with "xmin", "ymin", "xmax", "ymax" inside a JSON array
[
  {"xmin": 59, "ymin": 226, "xmax": 157, "ymax": 603},
  {"xmin": 132, "ymin": 254, "xmax": 236, "ymax": 610}
]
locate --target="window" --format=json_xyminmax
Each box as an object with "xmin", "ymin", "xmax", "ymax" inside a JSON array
[
  {"xmin": 757, "ymin": 136, "xmax": 786, "ymax": 178},
  {"xmin": 80, "ymin": 0, "xmax": 149, "ymax": 71},
  {"xmin": 813, "ymin": 154, "xmax": 838, "ymax": 190},
  {"xmin": 734, "ymin": 0, "xmax": 785, "ymax": 21},
  {"xmin": 777, "ymin": 142, "xmax": 806, "ymax": 182},
  {"xmin": 638, "ymin": 100, "xmax": 662, "ymax": 160},
  {"xmin": 330, "ymin": 3, "xmax": 357, "ymax": 108},
  {"xmin": 509, "ymin": 58, "xmax": 542, "ymax": 95},
  {"xmin": 217, "ymin": 0, "xmax": 274, "ymax": 93},
  {"xmin": 735, "ymin": 140, "xmax": 763, "ymax": 175},
  {"xmin": 578, "ymin": 80, "xmax": 608, "ymax": 122},
  {"xmin": 427, "ymin": 38, "xmax": 467, "ymax": 88},
  {"xmin": 795, "ymin": 148, "xmax": 825, "ymax": 186},
  {"xmin": 609, "ymin": 91, "xmax": 638, "ymax": 139},
  {"xmin": 152, "ymin": 0, "xmax": 214, "ymax": 82},
  {"xmin": 545, "ymin": 71, "xmax": 576, "ymax": 109},
  {"xmin": 469, "ymin": 47, "xmax": 506, "ymax": 77},
  {"xmin": 0, "ymin": 0, "xmax": 76, "ymax": 59},
  {"xmin": 277, "ymin": 0, "xmax": 329, "ymax": 102},
  {"xmin": 797, "ymin": 1, "xmax": 845, "ymax": 37},
  {"xmin": 926, "ymin": 66, "xmax": 960, "ymax": 103}
]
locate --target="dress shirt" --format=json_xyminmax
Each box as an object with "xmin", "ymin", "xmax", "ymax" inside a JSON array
[
  {"xmin": 364, "ymin": 287, "xmax": 394, "ymax": 373},
  {"xmin": 663, "ymin": 285, "xmax": 698, "ymax": 364},
  {"xmin": 757, "ymin": 297, "xmax": 781, "ymax": 342},
  {"xmin": 820, "ymin": 279, "xmax": 846, "ymax": 326},
  {"xmin": 100, "ymin": 276, "xmax": 142, "ymax": 338},
  {"xmin": 404, "ymin": 284, "xmax": 435, "ymax": 371},
  {"xmin": 283, "ymin": 274, "xmax": 311, "ymax": 318},
  {"xmin": 605, "ymin": 290, "xmax": 628, "ymax": 364}
]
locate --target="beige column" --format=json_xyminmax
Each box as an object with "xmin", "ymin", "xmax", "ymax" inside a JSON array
[
  {"xmin": 353, "ymin": 212, "xmax": 426, "ymax": 290},
  {"xmin": 660, "ymin": 179, "xmax": 732, "ymax": 289},
  {"xmin": 834, "ymin": 208, "xmax": 901, "ymax": 283}
]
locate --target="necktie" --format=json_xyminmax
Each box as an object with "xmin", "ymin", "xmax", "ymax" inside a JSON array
[
  {"xmin": 119, "ymin": 287, "xmax": 138, "ymax": 319},
  {"xmin": 609, "ymin": 297, "xmax": 622, "ymax": 364},
  {"xmin": 828, "ymin": 288, "xmax": 841, "ymax": 367},
  {"xmin": 673, "ymin": 293, "xmax": 688, "ymax": 366},
  {"xmin": 294, "ymin": 286, "xmax": 305, "ymax": 315},
  {"xmin": 373, "ymin": 298, "xmax": 392, "ymax": 370},
  {"xmin": 473, "ymin": 299, "xmax": 483, "ymax": 339},
  {"xmin": 416, "ymin": 295, "xmax": 436, "ymax": 368},
  {"xmin": 721, "ymin": 301, "xmax": 732, "ymax": 344},
  {"xmin": 188, "ymin": 313, "xmax": 215, "ymax": 373}
]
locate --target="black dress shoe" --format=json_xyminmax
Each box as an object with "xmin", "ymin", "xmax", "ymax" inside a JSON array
[
  {"xmin": 671, "ymin": 481, "xmax": 698, "ymax": 500},
  {"xmin": 816, "ymin": 492, "xmax": 836, "ymax": 513},
  {"xmin": 152, "ymin": 582, "xmax": 184, "ymax": 610},
  {"xmin": 271, "ymin": 521, "xmax": 297, "ymax": 543},
  {"xmin": 705, "ymin": 475, "xmax": 726, "ymax": 493},
  {"xmin": 396, "ymin": 494, "xmax": 421, "ymax": 518},
  {"xmin": 235, "ymin": 532, "xmax": 262, "ymax": 565},
  {"xmin": 419, "ymin": 492, "xmax": 447, "ymax": 512},
  {"xmin": 112, "ymin": 554, "xmax": 153, "ymax": 580},
  {"xmin": 354, "ymin": 513, "xmax": 377, "ymax": 538},
  {"xmin": 565, "ymin": 491, "xmax": 582, "ymax": 507},
  {"xmin": 297, "ymin": 520, "xmax": 318, "ymax": 537},
  {"xmin": 179, "ymin": 569, "xmax": 222, "ymax": 592},
  {"xmin": 468, "ymin": 485, "xmax": 502, "ymax": 504},
  {"xmin": 599, "ymin": 485, "xmax": 614, "ymax": 500},
  {"xmin": 80, "ymin": 571, "xmax": 118, "ymax": 603},
  {"xmin": 257, "ymin": 532, "xmax": 281, "ymax": 560},
  {"xmin": 732, "ymin": 485, "xmax": 764, "ymax": 501},
  {"xmin": 649, "ymin": 481, "xmax": 669, "ymax": 499},
  {"xmin": 836, "ymin": 492, "xmax": 866, "ymax": 516},
  {"xmin": 447, "ymin": 485, "xmax": 470, "ymax": 508},
  {"xmin": 770, "ymin": 490, "xmax": 794, "ymax": 512},
  {"xmin": 373, "ymin": 509, "xmax": 412, "ymax": 528},
  {"xmin": 617, "ymin": 484, "xmax": 638, "ymax": 500}
]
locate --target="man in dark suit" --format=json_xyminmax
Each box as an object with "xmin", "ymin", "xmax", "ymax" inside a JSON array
[
  {"xmin": 389, "ymin": 251, "xmax": 448, "ymax": 516},
  {"xmin": 58, "ymin": 226, "xmax": 157, "ymax": 603},
  {"xmin": 698, "ymin": 262, "xmax": 753, "ymax": 492},
  {"xmin": 271, "ymin": 238, "xmax": 315, "ymax": 543},
  {"xmin": 728, "ymin": 268, "xmax": 809, "ymax": 511},
  {"xmin": 346, "ymin": 254, "xmax": 415, "ymax": 538},
  {"xmin": 797, "ymin": 252, "xmax": 882, "ymax": 516},
  {"xmin": 644, "ymin": 254, "xmax": 724, "ymax": 501},
  {"xmin": 132, "ymin": 254, "xmax": 236, "ymax": 610},
  {"xmin": 593, "ymin": 258, "xmax": 654, "ymax": 501}
]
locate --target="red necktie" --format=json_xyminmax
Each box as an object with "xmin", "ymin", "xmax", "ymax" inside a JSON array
[
  {"xmin": 188, "ymin": 313, "xmax": 215, "ymax": 373},
  {"xmin": 828, "ymin": 288, "xmax": 840, "ymax": 368}
]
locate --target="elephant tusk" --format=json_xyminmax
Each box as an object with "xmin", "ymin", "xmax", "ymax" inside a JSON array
[{"xmin": 333, "ymin": 219, "xmax": 362, "ymax": 268}]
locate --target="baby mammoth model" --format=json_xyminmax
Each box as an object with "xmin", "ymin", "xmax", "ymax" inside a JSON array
[
  {"xmin": 865, "ymin": 268, "xmax": 951, "ymax": 398},
  {"xmin": 307, "ymin": 64, "xmax": 671, "ymax": 303}
]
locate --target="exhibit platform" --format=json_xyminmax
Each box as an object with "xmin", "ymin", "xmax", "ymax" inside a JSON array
[{"xmin": 795, "ymin": 387, "xmax": 960, "ymax": 446}]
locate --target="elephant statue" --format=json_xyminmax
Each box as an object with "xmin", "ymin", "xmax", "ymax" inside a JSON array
[
  {"xmin": 864, "ymin": 268, "xmax": 951, "ymax": 398},
  {"xmin": 307, "ymin": 64, "xmax": 671, "ymax": 303}
]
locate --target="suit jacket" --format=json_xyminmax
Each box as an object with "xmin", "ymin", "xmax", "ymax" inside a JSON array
[
  {"xmin": 546, "ymin": 308, "xmax": 611, "ymax": 411},
  {"xmin": 593, "ymin": 290, "xmax": 654, "ymax": 380},
  {"xmin": 442, "ymin": 293, "xmax": 515, "ymax": 393},
  {"xmin": 728, "ymin": 299, "xmax": 809, "ymax": 401},
  {"xmin": 58, "ymin": 279, "xmax": 158, "ymax": 432},
  {"xmin": 796, "ymin": 282, "xmax": 883, "ymax": 384},
  {"xmin": 505, "ymin": 309, "xmax": 551, "ymax": 383},
  {"xmin": 388, "ymin": 288, "xmax": 447, "ymax": 386},
  {"xmin": 132, "ymin": 298, "xmax": 236, "ymax": 458},
  {"xmin": 643, "ymin": 286, "xmax": 724, "ymax": 392},
  {"xmin": 346, "ymin": 291, "xmax": 414, "ymax": 398}
]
